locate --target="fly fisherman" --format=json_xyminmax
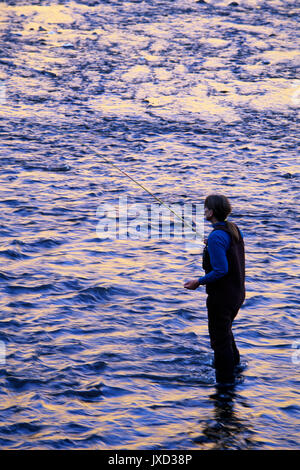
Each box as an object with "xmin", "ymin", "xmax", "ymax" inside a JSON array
[{"xmin": 184, "ymin": 194, "xmax": 245, "ymax": 387}]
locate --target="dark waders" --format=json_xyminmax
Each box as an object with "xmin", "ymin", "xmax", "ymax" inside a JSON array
[{"xmin": 207, "ymin": 295, "xmax": 244, "ymax": 384}]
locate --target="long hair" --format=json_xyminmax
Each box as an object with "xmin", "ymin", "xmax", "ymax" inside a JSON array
[{"xmin": 204, "ymin": 194, "xmax": 240, "ymax": 242}]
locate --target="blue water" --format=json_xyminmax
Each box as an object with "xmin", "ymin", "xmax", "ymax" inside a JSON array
[{"xmin": 0, "ymin": 0, "xmax": 299, "ymax": 449}]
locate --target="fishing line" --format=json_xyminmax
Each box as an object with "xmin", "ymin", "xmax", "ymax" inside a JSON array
[{"xmin": 87, "ymin": 146, "xmax": 204, "ymax": 241}]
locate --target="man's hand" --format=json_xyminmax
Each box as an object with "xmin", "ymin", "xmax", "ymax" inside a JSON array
[{"xmin": 184, "ymin": 279, "xmax": 201, "ymax": 290}]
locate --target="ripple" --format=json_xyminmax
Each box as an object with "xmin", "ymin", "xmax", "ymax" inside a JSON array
[
  {"xmin": 6, "ymin": 376, "xmax": 50, "ymax": 391},
  {"xmin": 5, "ymin": 283, "xmax": 55, "ymax": 294},
  {"xmin": 0, "ymin": 422, "xmax": 43, "ymax": 435},
  {"xmin": 73, "ymin": 286, "xmax": 113, "ymax": 302},
  {"xmin": 0, "ymin": 249, "xmax": 30, "ymax": 260}
]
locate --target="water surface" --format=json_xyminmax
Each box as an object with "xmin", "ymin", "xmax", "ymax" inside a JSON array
[{"xmin": 0, "ymin": 0, "xmax": 299, "ymax": 450}]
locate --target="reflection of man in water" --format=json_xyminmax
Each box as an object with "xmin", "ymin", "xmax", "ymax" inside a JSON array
[
  {"xmin": 184, "ymin": 195, "xmax": 245, "ymax": 387},
  {"xmin": 194, "ymin": 389, "xmax": 254, "ymax": 449}
]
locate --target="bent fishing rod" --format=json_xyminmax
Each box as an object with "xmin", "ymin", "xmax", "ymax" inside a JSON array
[{"xmin": 87, "ymin": 145, "xmax": 204, "ymax": 242}]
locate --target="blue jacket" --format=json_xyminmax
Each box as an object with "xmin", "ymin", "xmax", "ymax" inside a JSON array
[{"xmin": 198, "ymin": 222, "xmax": 243, "ymax": 285}]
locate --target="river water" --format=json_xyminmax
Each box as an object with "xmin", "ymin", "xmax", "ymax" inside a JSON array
[{"xmin": 0, "ymin": 0, "xmax": 299, "ymax": 450}]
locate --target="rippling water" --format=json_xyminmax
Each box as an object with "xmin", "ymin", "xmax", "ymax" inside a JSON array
[{"xmin": 0, "ymin": 0, "xmax": 299, "ymax": 450}]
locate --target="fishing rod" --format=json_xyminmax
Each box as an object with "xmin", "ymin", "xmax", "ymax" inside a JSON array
[{"xmin": 87, "ymin": 146, "xmax": 204, "ymax": 241}]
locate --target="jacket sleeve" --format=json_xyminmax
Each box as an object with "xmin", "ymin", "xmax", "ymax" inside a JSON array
[{"xmin": 198, "ymin": 230, "xmax": 230, "ymax": 284}]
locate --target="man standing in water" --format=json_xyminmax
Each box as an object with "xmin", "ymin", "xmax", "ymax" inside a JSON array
[{"xmin": 184, "ymin": 195, "xmax": 245, "ymax": 387}]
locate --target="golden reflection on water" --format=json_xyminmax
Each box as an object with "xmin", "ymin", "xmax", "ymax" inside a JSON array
[
  {"xmin": 2, "ymin": 0, "xmax": 299, "ymax": 123},
  {"xmin": 4, "ymin": 4, "xmax": 75, "ymax": 24}
]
